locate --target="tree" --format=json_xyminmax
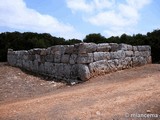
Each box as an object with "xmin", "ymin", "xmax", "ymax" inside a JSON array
[
  {"xmin": 83, "ymin": 33, "xmax": 106, "ymax": 43},
  {"xmin": 65, "ymin": 39, "xmax": 81, "ymax": 45}
]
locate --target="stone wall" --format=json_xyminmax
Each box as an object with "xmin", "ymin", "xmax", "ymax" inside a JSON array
[{"xmin": 7, "ymin": 43, "xmax": 152, "ymax": 82}]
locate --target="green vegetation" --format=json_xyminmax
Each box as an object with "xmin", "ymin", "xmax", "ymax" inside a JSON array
[{"xmin": 0, "ymin": 29, "xmax": 160, "ymax": 63}]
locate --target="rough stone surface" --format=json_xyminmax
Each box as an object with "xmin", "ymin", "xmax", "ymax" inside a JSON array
[
  {"xmin": 89, "ymin": 60, "xmax": 109, "ymax": 76},
  {"xmin": 133, "ymin": 46, "xmax": 138, "ymax": 51},
  {"xmin": 7, "ymin": 43, "xmax": 151, "ymax": 82},
  {"xmin": 53, "ymin": 53, "xmax": 61, "ymax": 63},
  {"xmin": 77, "ymin": 43, "xmax": 97, "ymax": 53},
  {"xmin": 69, "ymin": 54, "xmax": 77, "ymax": 64},
  {"xmin": 125, "ymin": 51, "xmax": 134, "ymax": 57},
  {"xmin": 64, "ymin": 45, "xmax": 75, "ymax": 54},
  {"xmin": 78, "ymin": 64, "xmax": 91, "ymax": 81},
  {"xmin": 110, "ymin": 50, "xmax": 125, "ymax": 59},
  {"xmin": 77, "ymin": 53, "xmax": 93, "ymax": 64},
  {"xmin": 97, "ymin": 43, "xmax": 111, "ymax": 52},
  {"xmin": 110, "ymin": 43, "xmax": 119, "ymax": 52},
  {"xmin": 45, "ymin": 55, "xmax": 53, "ymax": 62},
  {"xmin": 61, "ymin": 54, "xmax": 70, "ymax": 63}
]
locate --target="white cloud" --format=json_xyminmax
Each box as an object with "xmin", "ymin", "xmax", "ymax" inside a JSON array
[
  {"xmin": 126, "ymin": 0, "xmax": 151, "ymax": 9},
  {"xmin": 0, "ymin": 0, "xmax": 82, "ymax": 39},
  {"xmin": 66, "ymin": 0, "xmax": 152, "ymax": 37},
  {"xmin": 92, "ymin": 0, "xmax": 115, "ymax": 11},
  {"xmin": 88, "ymin": 11, "xmax": 129, "ymax": 27},
  {"xmin": 118, "ymin": 4, "xmax": 139, "ymax": 20},
  {"xmin": 66, "ymin": 0, "xmax": 115, "ymax": 13},
  {"xmin": 66, "ymin": 0, "xmax": 94, "ymax": 13}
]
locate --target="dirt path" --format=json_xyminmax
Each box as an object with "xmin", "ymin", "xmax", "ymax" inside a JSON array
[{"xmin": 0, "ymin": 63, "xmax": 160, "ymax": 120}]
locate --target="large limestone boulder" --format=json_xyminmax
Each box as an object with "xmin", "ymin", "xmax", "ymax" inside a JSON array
[
  {"xmin": 44, "ymin": 62, "xmax": 54, "ymax": 74},
  {"xmin": 61, "ymin": 54, "xmax": 70, "ymax": 63},
  {"xmin": 40, "ymin": 49, "xmax": 47, "ymax": 56},
  {"xmin": 132, "ymin": 57, "xmax": 147, "ymax": 66},
  {"xmin": 118, "ymin": 43, "xmax": 133, "ymax": 51},
  {"xmin": 109, "ymin": 43, "xmax": 119, "ymax": 52},
  {"xmin": 32, "ymin": 48, "xmax": 42, "ymax": 54},
  {"xmin": 50, "ymin": 45, "xmax": 66, "ymax": 55},
  {"xmin": 146, "ymin": 56, "xmax": 152, "ymax": 63},
  {"xmin": 77, "ymin": 53, "xmax": 93, "ymax": 64},
  {"xmin": 32, "ymin": 60, "xmax": 39, "ymax": 72},
  {"xmin": 69, "ymin": 54, "xmax": 77, "ymax": 64},
  {"xmin": 38, "ymin": 63, "xmax": 45, "ymax": 73},
  {"xmin": 136, "ymin": 45, "xmax": 151, "ymax": 52},
  {"xmin": 125, "ymin": 51, "xmax": 134, "ymax": 57},
  {"xmin": 144, "ymin": 45, "xmax": 151, "ymax": 51},
  {"xmin": 141, "ymin": 51, "xmax": 151, "ymax": 57},
  {"xmin": 78, "ymin": 64, "xmax": 91, "ymax": 81},
  {"xmin": 46, "ymin": 47, "xmax": 51, "ymax": 54},
  {"xmin": 54, "ymin": 63, "xmax": 64, "ymax": 79},
  {"xmin": 64, "ymin": 45, "xmax": 75, "ymax": 54},
  {"xmin": 133, "ymin": 46, "xmax": 138, "ymax": 51},
  {"xmin": 134, "ymin": 51, "xmax": 140, "ymax": 57},
  {"xmin": 45, "ymin": 55, "xmax": 53, "ymax": 62},
  {"xmin": 97, "ymin": 43, "xmax": 111, "ymax": 52},
  {"xmin": 89, "ymin": 60, "xmax": 109, "ymax": 76},
  {"xmin": 22, "ymin": 60, "xmax": 31, "ymax": 71},
  {"xmin": 93, "ymin": 52, "xmax": 110, "ymax": 61},
  {"xmin": 110, "ymin": 50, "xmax": 125, "ymax": 59},
  {"xmin": 63, "ymin": 64, "xmax": 72, "ymax": 79},
  {"xmin": 107, "ymin": 60, "xmax": 117, "ymax": 72},
  {"xmin": 54, "ymin": 53, "xmax": 61, "ymax": 63},
  {"xmin": 76, "ymin": 43, "xmax": 97, "ymax": 54},
  {"xmin": 70, "ymin": 64, "xmax": 79, "ymax": 79},
  {"xmin": 7, "ymin": 50, "xmax": 17, "ymax": 66}
]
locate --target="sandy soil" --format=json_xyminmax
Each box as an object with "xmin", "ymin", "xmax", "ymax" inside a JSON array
[{"xmin": 0, "ymin": 63, "xmax": 160, "ymax": 120}]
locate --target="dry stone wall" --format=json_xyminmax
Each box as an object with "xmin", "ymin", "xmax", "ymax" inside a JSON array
[{"xmin": 7, "ymin": 43, "xmax": 152, "ymax": 82}]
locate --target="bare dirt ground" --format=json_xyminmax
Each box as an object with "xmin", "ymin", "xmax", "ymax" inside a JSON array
[{"xmin": 0, "ymin": 63, "xmax": 160, "ymax": 120}]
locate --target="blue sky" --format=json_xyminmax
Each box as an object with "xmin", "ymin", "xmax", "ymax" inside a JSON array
[{"xmin": 0, "ymin": 0, "xmax": 160, "ymax": 40}]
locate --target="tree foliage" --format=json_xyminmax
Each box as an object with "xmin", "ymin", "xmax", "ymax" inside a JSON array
[{"xmin": 83, "ymin": 33, "xmax": 106, "ymax": 43}]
